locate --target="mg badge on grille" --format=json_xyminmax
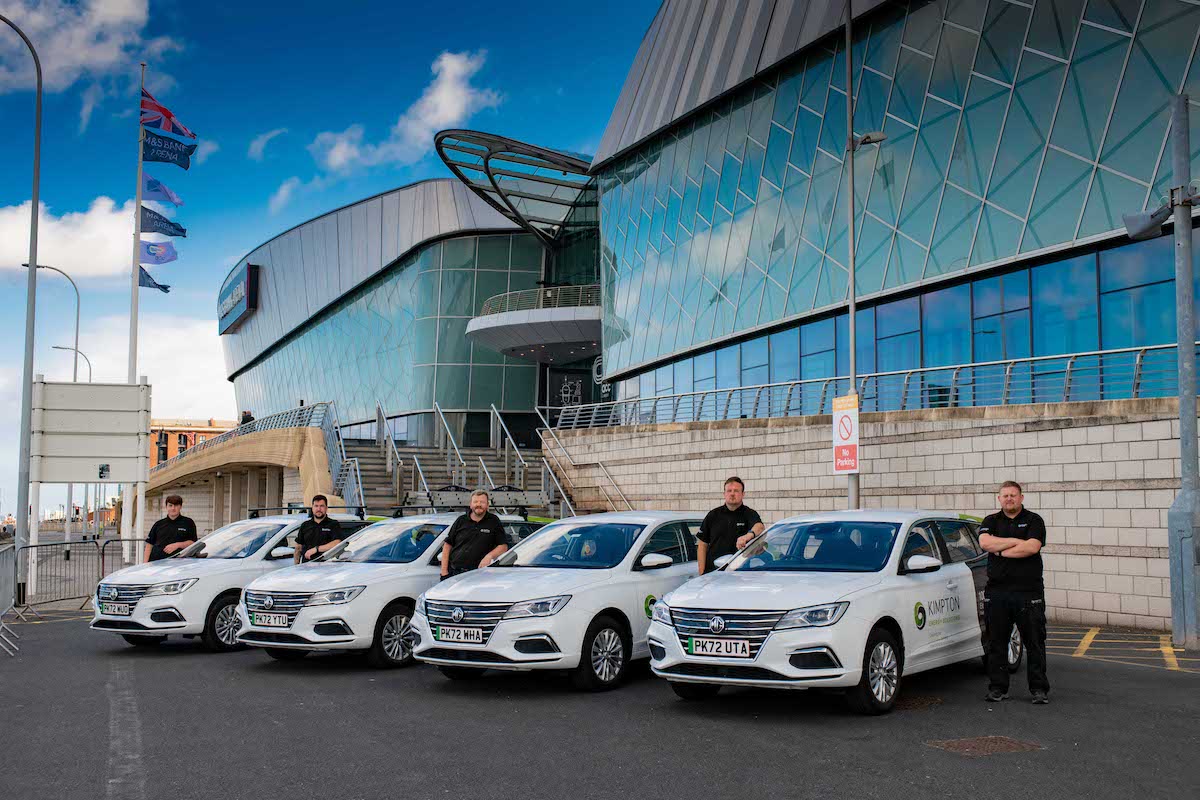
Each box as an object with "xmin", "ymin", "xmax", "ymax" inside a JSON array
[
  {"xmin": 262, "ymin": 595, "xmax": 275, "ymax": 610},
  {"xmin": 709, "ymin": 616, "xmax": 726, "ymax": 634},
  {"xmin": 452, "ymin": 607, "xmax": 465, "ymax": 623},
  {"xmin": 101, "ymin": 586, "xmax": 117, "ymax": 601}
]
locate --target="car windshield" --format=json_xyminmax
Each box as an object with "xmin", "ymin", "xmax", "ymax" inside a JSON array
[
  {"xmin": 324, "ymin": 521, "xmax": 445, "ymax": 563},
  {"xmin": 726, "ymin": 520, "xmax": 901, "ymax": 573},
  {"xmin": 178, "ymin": 521, "xmax": 287, "ymax": 560},
  {"xmin": 493, "ymin": 521, "xmax": 646, "ymax": 569}
]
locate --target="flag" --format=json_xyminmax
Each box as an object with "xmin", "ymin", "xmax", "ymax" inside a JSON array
[
  {"xmin": 139, "ymin": 267, "xmax": 170, "ymax": 294},
  {"xmin": 140, "ymin": 205, "xmax": 187, "ymax": 237},
  {"xmin": 140, "ymin": 88, "xmax": 196, "ymax": 139},
  {"xmin": 143, "ymin": 173, "xmax": 183, "ymax": 206},
  {"xmin": 139, "ymin": 239, "xmax": 178, "ymax": 265},
  {"xmin": 143, "ymin": 129, "xmax": 197, "ymax": 169}
]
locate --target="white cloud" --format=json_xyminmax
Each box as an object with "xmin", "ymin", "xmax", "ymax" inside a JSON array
[
  {"xmin": 79, "ymin": 83, "xmax": 103, "ymax": 133},
  {"xmin": 248, "ymin": 127, "xmax": 287, "ymax": 161},
  {"xmin": 0, "ymin": 197, "xmax": 161, "ymax": 277},
  {"xmin": 194, "ymin": 140, "xmax": 219, "ymax": 164},
  {"xmin": 269, "ymin": 177, "xmax": 302, "ymax": 215},
  {"xmin": 0, "ymin": 1, "xmax": 182, "ymax": 94},
  {"xmin": 308, "ymin": 50, "xmax": 501, "ymax": 173}
]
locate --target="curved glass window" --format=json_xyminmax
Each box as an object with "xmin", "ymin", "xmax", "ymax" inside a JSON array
[
  {"xmin": 324, "ymin": 521, "xmax": 445, "ymax": 564},
  {"xmin": 493, "ymin": 521, "xmax": 646, "ymax": 569},
  {"xmin": 179, "ymin": 521, "xmax": 286, "ymax": 560},
  {"xmin": 727, "ymin": 520, "xmax": 900, "ymax": 573}
]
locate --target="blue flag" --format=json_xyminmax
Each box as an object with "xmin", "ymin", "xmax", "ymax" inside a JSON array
[
  {"xmin": 139, "ymin": 267, "xmax": 170, "ymax": 294},
  {"xmin": 140, "ymin": 205, "xmax": 186, "ymax": 237},
  {"xmin": 139, "ymin": 239, "xmax": 178, "ymax": 265},
  {"xmin": 143, "ymin": 129, "xmax": 196, "ymax": 169},
  {"xmin": 143, "ymin": 173, "xmax": 183, "ymax": 206}
]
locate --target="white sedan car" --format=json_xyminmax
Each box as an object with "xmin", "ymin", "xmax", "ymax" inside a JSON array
[
  {"xmin": 90, "ymin": 513, "xmax": 370, "ymax": 650},
  {"xmin": 412, "ymin": 511, "xmax": 704, "ymax": 691},
  {"xmin": 650, "ymin": 509, "xmax": 1020, "ymax": 714},
  {"xmin": 235, "ymin": 513, "xmax": 528, "ymax": 666}
]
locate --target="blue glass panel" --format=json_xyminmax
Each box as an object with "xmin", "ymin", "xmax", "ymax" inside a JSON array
[
  {"xmin": 749, "ymin": 81, "xmax": 776, "ymax": 146},
  {"xmin": 973, "ymin": 274, "xmax": 1003, "ymax": 317},
  {"xmin": 789, "ymin": 106, "xmax": 823, "ymax": 174},
  {"xmin": 803, "ymin": 318, "xmax": 836, "ymax": 354},
  {"xmin": 716, "ymin": 151, "xmax": 741, "ymax": 213},
  {"xmin": 1003, "ymin": 270, "xmax": 1030, "ymax": 311},
  {"xmin": 865, "ymin": 5, "xmax": 905, "ymax": 76},
  {"xmin": 891, "ymin": 47, "xmax": 934, "ymax": 126},
  {"xmin": 898, "ymin": 99, "xmax": 960, "ymax": 245},
  {"xmin": 773, "ymin": 61, "xmax": 804, "ymax": 130},
  {"xmin": 698, "ymin": 164, "xmax": 720, "ymax": 222},
  {"xmin": 721, "ymin": 193, "xmax": 756, "ymax": 303},
  {"xmin": 1085, "ymin": 0, "xmax": 1141, "ymax": 33},
  {"xmin": 857, "ymin": 69, "xmax": 892, "ymax": 135},
  {"xmin": 763, "ymin": 123, "xmax": 793, "ymax": 189},
  {"xmin": 830, "ymin": 28, "xmax": 869, "ymax": 92},
  {"xmin": 970, "ymin": 203, "xmax": 1022, "ymax": 266},
  {"xmin": 814, "ymin": 260, "xmax": 849, "ymax": 308},
  {"xmin": 648, "ymin": 202, "xmax": 666, "ymax": 253},
  {"xmin": 947, "ymin": 75, "xmax": 1009, "ymax": 195},
  {"xmin": 835, "ymin": 308, "xmax": 877, "ymax": 376},
  {"xmin": 927, "ymin": 184, "xmax": 981, "ymax": 277},
  {"xmin": 1050, "ymin": 25, "xmax": 1129, "ymax": 161},
  {"xmin": 748, "ymin": 178, "xmax": 782, "ymax": 268},
  {"xmin": 439, "ymin": 270, "xmax": 474, "ymax": 315},
  {"xmin": 802, "ymin": 151, "xmax": 842, "ymax": 246},
  {"xmin": 1079, "ymin": 168, "xmax": 1149, "ymax": 238},
  {"xmin": 681, "ymin": 177, "xmax": 700, "ymax": 232},
  {"xmin": 821, "ymin": 89, "xmax": 848, "ymax": 158},
  {"xmin": 1032, "ymin": 254, "xmax": 1098, "ymax": 354},
  {"xmin": 904, "ymin": 0, "xmax": 945, "ymax": 55},
  {"xmin": 1026, "ymin": 0, "xmax": 1085, "ymax": 60},
  {"xmin": 1101, "ymin": 281, "xmax": 1176, "ymax": 346},
  {"xmin": 736, "ymin": 264, "xmax": 767, "ymax": 331},
  {"xmin": 929, "ymin": 24, "xmax": 978, "ymax": 106},
  {"xmin": 1100, "ymin": 234, "xmax": 1173, "ymax": 292},
  {"xmin": 825, "ymin": 159, "xmax": 853, "ymax": 265},
  {"xmin": 415, "ymin": 271, "xmax": 439, "ymax": 317},
  {"xmin": 739, "ymin": 140, "xmax": 766, "ymax": 200},
  {"xmin": 1101, "ymin": 0, "xmax": 1200, "ymax": 183},
  {"xmin": 946, "ymin": 0, "xmax": 989, "ymax": 30},
  {"xmin": 884, "ymin": 234, "xmax": 928, "ymax": 289},
  {"xmin": 727, "ymin": 94, "xmax": 753, "ymax": 158},
  {"xmin": 800, "ymin": 50, "xmax": 834, "ymax": 111},
  {"xmin": 867, "ymin": 116, "xmax": 918, "ymax": 225},
  {"xmin": 1022, "ymin": 149, "xmax": 1092, "ymax": 251},
  {"xmin": 665, "ymin": 189, "xmax": 682, "ymax": 242},
  {"xmin": 923, "ymin": 284, "xmax": 972, "ymax": 366},
  {"xmin": 1149, "ymin": 102, "xmax": 1200, "ymax": 206},
  {"xmin": 688, "ymin": 114, "xmax": 713, "ymax": 180},
  {"xmin": 988, "ymin": 53, "xmax": 1066, "ymax": 216},
  {"xmin": 770, "ymin": 328, "xmax": 800, "ymax": 382},
  {"xmin": 786, "ymin": 240, "xmax": 824, "ymax": 314}
]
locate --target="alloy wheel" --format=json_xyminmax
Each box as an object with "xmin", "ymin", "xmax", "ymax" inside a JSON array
[
  {"xmin": 868, "ymin": 641, "xmax": 898, "ymax": 703},
  {"xmin": 591, "ymin": 628, "xmax": 624, "ymax": 683},
  {"xmin": 1008, "ymin": 625, "xmax": 1023, "ymax": 667},
  {"xmin": 382, "ymin": 614, "xmax": 413, "ymax": 663},
  {"xmin": 215, "ymin": 604, "xmax": 240, "ymax": 646}
]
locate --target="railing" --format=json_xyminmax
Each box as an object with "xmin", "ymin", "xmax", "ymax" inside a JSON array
[
  {"xmin": 534, "ymin": 406, "xmax": 629, "ymax": 512},
  {"xmin": 489, "ymin": 404, "xmax": 528, "ymax": 489},
  {"xmin": 432, "ymin": 402, "xmax": 468, "ymax": 485},
  {"xmin": 0, "ymin": 544, "xmax": 18, "ymax": 655},
  {"xmin": 376, "ymin": 400, "xmax": 406, "ymax": 503},
  {"xmin": 323, "ymin": 403, "xmax": 363, "ymax": 509},
  {"xmin": 411, "ymin": 453, "xmax": 431, "ymax": 494},
  {"xmin": 150, "ymin": 403, "xmax": 331, "ymax": 474},
  {"xmin": 540, "ymin": 458, "xmax": 576, "ymax": 517},
  {"xmin": 555, "ymin": 343, "xmax": 1200, "ymax": 430},
  {"xmin": 478, "ymin": 283, "xmax": 600, "ymax": 316}
]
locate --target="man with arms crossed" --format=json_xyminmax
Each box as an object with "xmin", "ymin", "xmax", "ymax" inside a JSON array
[
  {"xmin": 440, "ymin": 490, "xmax": 508, "ymax": 580},
  {"xmin": 978, "ymin": 480, "xmax": 1050, "ymax": 705},
  {"xmin": 697, "ymin": 477, "xmax": 765, "ymax": 575}
]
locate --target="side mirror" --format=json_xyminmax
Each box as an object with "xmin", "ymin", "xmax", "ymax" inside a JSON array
[
  {"xmin": 904, "ymin": 554, "xmax": 941, "ymax": 574},
  {"xmin": 639, "ymin": 553, "xmax": 673, "ymax": 570},
  {"xmin": 269, "ymin": 546, "xmax": 293, "ymax": 560},
  {"xmin": 713, "ymin": 554, "xmax": 735, "ymax": 569}
]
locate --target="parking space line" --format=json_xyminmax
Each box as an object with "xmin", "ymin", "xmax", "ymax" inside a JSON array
[
  {"xmin": 1073, "ymin": 627, "xmax": 1100, "ymax": 657},
  {"xmin": 1160, "ymin": 635, "xmax": 1180, "ymax": 671}
]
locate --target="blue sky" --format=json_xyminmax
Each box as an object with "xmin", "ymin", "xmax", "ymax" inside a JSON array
[{"xmin": 0, "ymin": 0, "xmax": 657, "ymax": 517}]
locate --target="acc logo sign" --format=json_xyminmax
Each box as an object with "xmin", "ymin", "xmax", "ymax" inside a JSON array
[
  {"xmin": 914, "ymin": 602, "xmax": 927, "ymax": 630},
  {"xmin": 644, "ymin": 595, "xmax": 656, "ymax": 619}
]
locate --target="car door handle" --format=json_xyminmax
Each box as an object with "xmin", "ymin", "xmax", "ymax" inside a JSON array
[{"xmin": 945, "ymin": 582, "xmax": 958, "ymax": 590}]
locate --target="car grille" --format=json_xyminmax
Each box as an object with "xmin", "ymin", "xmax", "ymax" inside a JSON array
[
  {"xmin": 97, "ymin": 583, "xmax": 153, "ymax": 604},
  {"xmin": 244, "ymin": 590, "xmax": 313, "ymax": 627},
  {"xmin": 659, "ymin": 663, "xmax": 791, "ymax": 681},
  {"xmin": 421, "ymin": 647, "xmax": 516, "ymax": 664},
  {"xmin": 671, "ymin": 608, "xmax": 787, "ymax": 659},
  {"xmin": 425, "ymin": 600, "xmax": 512, "ymax": 644}
]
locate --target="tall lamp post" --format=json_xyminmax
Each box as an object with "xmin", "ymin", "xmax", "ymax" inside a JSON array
[
  {"xmin": 52, "ymin": 346, "xmax": 91, "ymax": 381},
  {"xmin": 2, "ymin": 13, "xmax": 43, "ymax": 591},
  {"xmin": 1122, "ymin": 94, "xmax": 1200, "ymax": 649}
]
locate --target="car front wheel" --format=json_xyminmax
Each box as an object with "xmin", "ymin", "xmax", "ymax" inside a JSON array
[
  {"xmin": 201, "ymin": 594, "xmax": 244, "ymax": 652},
  {"xmin": 846, "ymin": 627, "xmax": 902, "ymax": 715},
  {"xmin": 367, "ymin": 602, "xmax": 415, "ymax": 668},
  {"xmin": 570, "ymin": 615, "xmax": 629, "ymax": 691}
]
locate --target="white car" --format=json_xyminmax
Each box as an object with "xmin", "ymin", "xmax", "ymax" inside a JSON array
[
  {"xmin": 649, "ymin": 509, "xmax": 1022, "ymax": 714},
  {"xmin": 412, "ymin": 511, "xmax": 704, "ymax": 691},
  {"xmin": 235, "ymin": 513, "xmax": 531, "ymax": 666},
  {"xmin": 91, "ymin": 513, "xmax": 371, "ymax": 650}
]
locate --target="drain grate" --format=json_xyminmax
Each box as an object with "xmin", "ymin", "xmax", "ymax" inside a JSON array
[
  {"xmin": 895, "ymin": 694, "xmax": 943, "ymax": 711},
  {"xmin": 926, "ymin": 736, "xmax": 1043, "ymax": 756}
]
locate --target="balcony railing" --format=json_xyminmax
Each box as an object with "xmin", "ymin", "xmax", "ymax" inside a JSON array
[
  {"xmin": 478, "ymin": 284, "xmax": 600, "ymax": 316},
  {"xmin": 550, "ymin": 343, "xmax": 1199, "ymax": 430}
]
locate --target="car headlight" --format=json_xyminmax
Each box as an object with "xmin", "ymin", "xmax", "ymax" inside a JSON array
[
  {"xmin": 305, "ymin": 586, "xmax": 365, "ymax": 606},
  {"xmin": 415, "ymin": 593, "xmax": 427, "ymax": 617},
  {"xmin": 774, "ymin": 602, "xmax": 849, "ymax": 630},
  {"xmin": 502, "ymin": 595, "xmax": 571, "ymax": 619},
  {"xmin": 651, "ymin": 600, "xmax": 673, "ymax": 626},
  {"xmin": 142, "ymin": 578, "xmax": 198, "ymax": 596}
]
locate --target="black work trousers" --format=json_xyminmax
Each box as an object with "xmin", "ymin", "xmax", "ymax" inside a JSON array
[{"xmin": 985, "ymin": 588, "xmax": 1049, "ymax": 695}]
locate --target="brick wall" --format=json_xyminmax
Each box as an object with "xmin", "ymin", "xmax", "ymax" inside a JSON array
[{"xmin": 545, "ymin": 398, "xmax": 1186, "ymax": 630}]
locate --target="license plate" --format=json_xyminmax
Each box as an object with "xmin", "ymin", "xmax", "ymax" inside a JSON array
[
  {"xmin": 252, "ymin": 612, "xmax": 290, "ymax": 628},
  {"xmin": 99, "ymin": 602, "xmax": 131, "ymax": 616},
  {"xmin": 435, "ymin": 626, "xmax": 484, "ymax": 644},
  {"xmin": 688, "ymin": 637, "xmax": 751, "ymax": 658}
]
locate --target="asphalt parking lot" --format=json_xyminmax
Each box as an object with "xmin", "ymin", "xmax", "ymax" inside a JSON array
[{"xmin": 1, "ymin": 615, "xmax": 1197, "ymax": 800}]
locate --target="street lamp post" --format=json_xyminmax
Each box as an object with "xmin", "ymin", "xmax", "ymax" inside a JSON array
[
  {"xmin": 52, "ymin": 346, "xmax": 92, "ymax": 381},
  {"xmin": 1, "ymin": 13, "xmax": 43, "ymax": 594}
]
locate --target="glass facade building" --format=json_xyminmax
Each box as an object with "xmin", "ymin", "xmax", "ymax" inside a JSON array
[{"xmin": 596, "ymin": 0, "xmax": 1200, "ymax": 408}]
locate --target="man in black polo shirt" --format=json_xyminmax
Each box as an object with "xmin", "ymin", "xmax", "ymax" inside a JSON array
[
  {"xmin": 294, "ymin": 495, "xmax": 343, "ymax": 564},
  {"xmin": 978, "ymin": 480, "xmax": 1050, "ymax": 705},
  {"xmin": 143, "ymin": 494, "xmax": 197, "ymax": 562},
  {"xmin": 697, "ymin": 477, "xmax": 765, "ymax": 575},
  {"xmin": 440, "ymin": 490, "xmax": 508, "ymax": 579}
]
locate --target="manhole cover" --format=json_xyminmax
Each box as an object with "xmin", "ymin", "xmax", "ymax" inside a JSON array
[
  {"xmin": 895, "ymin": 694, "xmax": 943, "ymax": 711},
  {"xmin": 926, "ymin": 736, "xmax": 1043, "ymax": 757}
]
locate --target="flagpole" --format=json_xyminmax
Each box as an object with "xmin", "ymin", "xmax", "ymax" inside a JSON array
[{"xmin": 121, "ymin": 62, "xmax": 147, "ymax": 559}]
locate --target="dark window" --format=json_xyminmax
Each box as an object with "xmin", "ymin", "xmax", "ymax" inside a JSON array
[
  {"xmin": 637, "ymin": 523, "xmax": 685, "ymax": 566},
  {"xmin": 935, "ymin": 520, "xmax": 981, "ymax": 563},
  {"xmin": 679, "ymin": 521, "xmax": 701, "ymax": 561},
  {"xmin": 902, "ymin": 524, "xmax": 939, "ymax": 563}
]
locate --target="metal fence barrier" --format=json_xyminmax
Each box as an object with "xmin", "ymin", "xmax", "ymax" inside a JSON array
[
  {"xmin": 99, "ymin": 539, "xmax": 146, "ymax": 580},
  {"xmin": 0, "ymin": 544, "xmax": 18, "ymax": 656},
  {"xmin": 16, "ymin": 541, "xmax": 102, "ymax": 610}
]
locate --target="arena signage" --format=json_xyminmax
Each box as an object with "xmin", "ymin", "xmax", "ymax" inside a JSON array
[{"xmin": 218, "ymin": 263, "xmax": 260, "ymax": 334}]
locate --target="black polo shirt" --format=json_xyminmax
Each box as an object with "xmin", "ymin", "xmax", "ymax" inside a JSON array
[
  {"xmin": 445, "ymin": 512, "xmax": 506, "ymax": 575},
  {"xmin": 145, "ymin": 515, "xmax": 197, "ymax": 561},
  {"xmin": 698, "ymin": 504, "xmax": 762, "ymax": 572},
  {"xmin": 979, "ymin": 507, "xmax": 1047, "ymax": 592},
  {"xmin": 297, "ymin": 516, "xmax": 343, "ymax": 562}
]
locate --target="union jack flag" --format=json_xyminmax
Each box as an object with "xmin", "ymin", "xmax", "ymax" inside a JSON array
[{"xmin": 140, "ymin": 89, "xmax": 196, "ymax": 139}]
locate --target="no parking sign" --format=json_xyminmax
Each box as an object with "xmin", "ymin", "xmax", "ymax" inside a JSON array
[{"xmin": 832, "ymin": 394, "xmax": 859, "ymax": 474}]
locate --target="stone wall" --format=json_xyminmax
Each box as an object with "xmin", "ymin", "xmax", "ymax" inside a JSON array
[{"xmin": 544, "ymin": 398, "xmax": 1187, "ymax": 631}]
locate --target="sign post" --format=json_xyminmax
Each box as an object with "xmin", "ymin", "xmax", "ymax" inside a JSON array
[{"xmin": 832, "ymin": 394, "xmax": 859, "ymax": 476}]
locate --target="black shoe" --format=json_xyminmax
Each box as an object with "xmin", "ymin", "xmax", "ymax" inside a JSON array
[
  {"xmin": 984, "ymin": 690, "xmax": 1008, "ymax": 702},
  {"xmin": 1031, "ymin": 692, "xmax": 1049, "ymax": 705}
]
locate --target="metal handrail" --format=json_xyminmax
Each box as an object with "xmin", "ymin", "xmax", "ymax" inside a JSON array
[
  {"xmin": 150, "ymin": 402, "xmax": 329, "ymax": 474},
  {"xmin": 598, "ymin": 462, "xmax": 633, "ymax": 511},
  {"xmin": 555, "ymin": 342, "xmax": 1200, "ymax": 429},
  {"xmin": 479, "ymin": 283, "xmax": 600, "ymax": 316},
  {"xmin": 540, "ymin": 458, "xmax": 575, "ymax": 517},
  {"xmin": 411, "ymin": 453, "xmax": 430, "ymax": 494},
  {"xmin": 489, "ymin": 404, "xmax": 528, "ymax": 466},
  {"xmin": 376, "ymin": 400, "xmax": 406, "ymax": 502},
  {"xmin": 478, "ymin": 456, "xmax": 497, "ymax": 489},
  {"xmin": 432, "ymin": 402, "xmax": 466, "ymax": 484},
  {"xmin": 535, "ymin": 406, "xmax": 576, "ymax": 466}
]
